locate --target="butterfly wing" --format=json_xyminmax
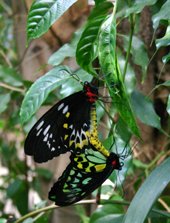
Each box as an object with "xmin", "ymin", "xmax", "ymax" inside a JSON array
[
  {"xmin": 48, "ymin": 147, "xmax": 121, "ymax": 206},
  {"xmin": 24, "ymin": 91, "xmax": 93, "ymax": 163}
]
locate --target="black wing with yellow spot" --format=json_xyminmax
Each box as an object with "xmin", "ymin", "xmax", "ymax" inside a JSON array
[
  {"xmin": 48, "ymin": 147, "xmax": 121, "ymax": 206},
  {"xmin": 24, "ymin": 82, "xmax": 99, "ymax": 163}
]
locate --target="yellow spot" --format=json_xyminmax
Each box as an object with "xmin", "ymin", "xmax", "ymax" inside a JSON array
[
  {"xmin": 77, "ymin": 162, "xmax": 83, "ymax": 169},
  {"xmin": 65, "ymin": 112, "xmax": 70, "ymax": 118},
  {"xmin": 69, "ymin": 140, "xmax": 74, "ymax": 147},
  {"xmin": 95, "ymin": 164, "xmax": 106, "ymax": 171},
  {"xmin": 63, "ymin": 123, "xmax": 68, "ymax": 129},
  {"xmin": 64, "ymin": 135, "xmax": 69, "ymax": 140}
]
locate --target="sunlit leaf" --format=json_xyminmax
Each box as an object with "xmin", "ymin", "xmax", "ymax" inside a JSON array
[
  {"xmin": 20, "ymin": 66, "xmax": 72, "ymax": 123},
  {"xmin": 152, "ymin": 0, "xmax": 170, "ymax": 30},
  {"xmin": 76, "ymin": 1, "xmax": 113, "ymax": 75},
  {"xmin": 27, "ymin": 0, "xmax": 77, "ymax": 43},
  {"xmin": 131, "ymin": 90, "xmax": 161, "ymax": 130},
  {"xmin": 123, "ymin": 157, "xmax": 170, "ymax": 223}
]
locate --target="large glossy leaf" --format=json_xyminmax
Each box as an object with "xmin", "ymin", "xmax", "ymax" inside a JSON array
[
  {"xmin": 117, "ymin": 0, "xmax": 157, "ymax": 18},
  {"xmin": 98, "ymin": 15, "xmax": 140, "ymax": 137},
  {"xmin": 123, "ymin": 157, "xmax": 170, "ymax": 223},
  {"xmin": 20, "ymin": 66, "xmax": 72, "ymax": 123},
  {"xmin": 27, "ymin": 0, "xmax": 77, "ymax": 43},
  {"xmin": 131, "ymin": 90, "xmax": 161, "ymax": 130},
  {"xmin": 76, "ymin": 1, "xmax": 113, "ymax": 75},
  {"xmin": 152, "ymin": 0, "xmax": 170, "ymax": 30}
]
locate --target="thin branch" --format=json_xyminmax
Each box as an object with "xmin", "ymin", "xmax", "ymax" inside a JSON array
[{"xmin": 0, "ymin": 82, "xmax": 25, "ymax": 93}]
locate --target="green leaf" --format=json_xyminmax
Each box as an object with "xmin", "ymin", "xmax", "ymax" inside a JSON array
[
  {"xmin": 167, "ymin": 94, "xmax": 170, "ymax": 115},
  {"xmin": 20, "ymin": 66, "xmax": 72, "ymax": 123},
  {"xmin": 98, "ymin": 15, "xmax": 140, "ymax": 137},
  {"xmin": 0, "ymin": 93, "xmax": 10, "ymax": 114},
  {"xmin": 0, "ymin": 65, "xmax": 23, "ymax": 87},
  {"xmin": 90, "ymin": 203, "xmax": 124, "ymax": 223},
  {"xmin": 123, "ymin": 36, "xmax": 149, "ymax": 78},
  {"xmin": 117, "ymin": 0, "xmax": 157, "ymax": 18},
  {"xmin": 156, "ymin": 25, "xmax": 170, "ymax": 49},
  {"xmin": 7, "ymin": 179, "xmax": 28, "ymax": 215},
  {"xmin": 23, "ymin": 218, "xmax": 34, "ymax": 223},
  {"xmin": 162, "ymin": 52, "xmax": 170, "ymax": 64},
  {"xmin": 0, "ymin": 219, "xmax": 6, "ymax": 223},
  {"xmin": 93, "ymin": 215, "xmax": 124, "ymax": 223},
  {"xmin": 131, "ymin": 90, "xmax": 161, "ymax": 129},
  {"xmin": 123, "ymin": 157, "xmax": 170, "ymax": 223},
  {"xmin": 48, "ymin": 44, "xmax": 76, "ymax": 66},
  {"xmin": 158, "ymin": 80, "xmax": 170, "ymax": 87},
  {"xmin": 76, "ymin": 1, "xmax": 113, "ymax": 75},
  {"xmin": 36, "ymin": 167, "xmax": 53, "ymax": 180},
  {"xmin": 48, "ymin": 30, "xmax": 82, "ymax": 66},
  {"xmin": 27, "ymin": 0, "xmax": 77, "ymax": 43},
  {"xmin": 152, "ymin": 0, "xmax": 170, "ymax": 30}
]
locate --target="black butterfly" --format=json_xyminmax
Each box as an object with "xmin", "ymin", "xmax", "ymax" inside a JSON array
[
  {"xmin": 48, "ymin": 146, "xmax": 122, "ymax": 206},
  {"xmin": 24, "ymin": 81, "xmax": 110, "ymax": 163}
]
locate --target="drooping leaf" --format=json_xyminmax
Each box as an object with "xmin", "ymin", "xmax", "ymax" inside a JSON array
[
  {"xmin": 152, "ymin": 0, "xmax": 170, "ymax": 30},
  {"xmin": 76, "ymin": 1, "xmax": 113, "ymax": 75},
  {"xmin": 20, "ymin": 66, "xmax": 72, "ymax": 123},
  {"xmin": 27, "ymin": 0, "xmax": 77, "ymax": 43},
  {"xmin": 98, "ymin": 15, "xmax": 140, "ymax": 137},
  {"xmin": 123, "ymin": 157, "xmax": 170, "ymax": 223},
  {"xmin": 0, "ymin": 93, "xmax": 11, "ymax": 114},
  {"xmin": 117, "ymin": 0, "xmax": 157, "ymax": 18},
  {"xmin": 131, "ymin": 90, "xmax": 161, "ymax": 130}
]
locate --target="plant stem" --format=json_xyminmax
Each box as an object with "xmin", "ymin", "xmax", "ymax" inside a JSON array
[{"xmin": 122, "ymin": 0, "xmax": 135, "ymax": 81}]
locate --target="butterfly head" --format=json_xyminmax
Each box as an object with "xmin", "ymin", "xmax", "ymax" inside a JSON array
[
  {"xmin": 83, "ymin": 82, "xmax": 98, "ymax": 103},
  {"xmin": 109, "ymin": 152, "xmax": 123, "ymax": 171}
]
